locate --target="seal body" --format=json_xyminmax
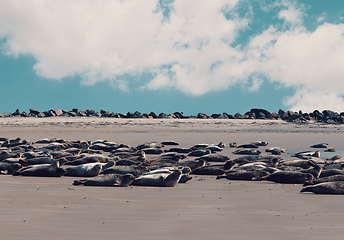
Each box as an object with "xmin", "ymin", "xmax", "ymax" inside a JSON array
[
  {"xmin": 132, "ymin": 170, "xmax": 182, "ymax": 187},
  {"xmin": 300, "ymin": 181, "xmax": 344, "ymax": 194},
  {"xmin": 0, "ymin": 162, "xmax": 22, "ymax": 174},
  {"xmin": 13, "ymin": 163, "xmax": 66, "ymax": 177},
  {"xmin": 262, "ymin": 171, "xmax": 314, "ymax": 184},
  {"xmin": 64, "ymin": 163, "xmax": 102, "ymax": 177},
  {"xmin": 73, "ymin": 173, "xmax": 135, "ymax": 187}
]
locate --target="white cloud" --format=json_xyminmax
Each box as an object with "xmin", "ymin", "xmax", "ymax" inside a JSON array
[
  {"xmin": 252, "ymin": 22, "xmax": 344, "ymax": 110},
  {"xmin": 284, "ymin": 89, "xmax": 344, "ymax": 113},
  {"xmin": 277, "ymin": 3, "xmax": 304, "ymax": 26},
  {"xmin": 317, "ymin": 16, "xmax": 325, "ymax": 23},
  {"xmin": 0, "ymin": 0, "xmax": 344, "ymax": 111}
]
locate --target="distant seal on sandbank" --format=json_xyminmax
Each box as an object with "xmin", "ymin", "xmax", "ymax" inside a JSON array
[
  {"xmin": 300, "ymin": 181, "xmax": 344, "ymax": 194},
  {"xmin": 73, "ymin": 173, "xmax": 135, "ymax": 187},
  {"xmin": 132, "ymin": 169, "xmax": 182, "ymax": 187}
]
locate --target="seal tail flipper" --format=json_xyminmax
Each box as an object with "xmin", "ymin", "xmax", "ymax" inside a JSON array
[
  {"xmin": 216, "ymin": 174, "xmax": 226, "ymax": 180},
  {"xmin": 73, "ymin": 179, "xmax": 87, "ymax": 186},
  {"xmin": 12, "ymin": 171, "xmax": 21, "ymax": 176},
  {"xmin": 300, "ymin": 186, "xmax": 313, "ymax": 193},
  {"xmin": 312, "ymin": 151, "xmax": 320, "ymax": 158}
]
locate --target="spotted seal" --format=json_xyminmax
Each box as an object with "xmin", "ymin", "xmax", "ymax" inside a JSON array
[
  {"xmin": 132, "ymin": 169, "xmax": 182, "ymax": 187},
  {"xmin": 300, "ymin": 181, "xmax": 344, "ymax": 194},
  {"xmin": 73, "ymin": 173, "xmax": 136, "ymax": 187},
  {"xmin": 261, "ymin": 171, "xmax": 314, "ymax": 184},
  {"xmin": 0, "ymin": 162, "xmax": 22, "ymax": 174},
  {"xmin": 64, "ymin": 163, "xmax": 102, "ymax": 177},
  {"xmin": 13, "ymin": 162, "xmax": 66, "ymax": 177}
]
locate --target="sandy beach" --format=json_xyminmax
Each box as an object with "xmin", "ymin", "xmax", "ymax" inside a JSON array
[{"xmin": 1, "ymin": 118, "xmax": 344, "ymax": 240}]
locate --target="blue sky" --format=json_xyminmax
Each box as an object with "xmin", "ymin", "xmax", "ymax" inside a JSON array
[{"xmin": 0, "ymin": 0, "xmax": 344, "ymax": 115}]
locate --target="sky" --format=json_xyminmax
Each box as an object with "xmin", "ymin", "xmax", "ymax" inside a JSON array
[{"xmin": 0, "ymin": 0, "xmax": 344, "ymax": 115}]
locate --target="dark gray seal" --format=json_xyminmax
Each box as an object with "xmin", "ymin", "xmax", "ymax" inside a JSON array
[
  {"xmin": 161, "ymin": 141, "xmax": 179, "ymax": 146},
  {"xmin": 319, "ymin": 169, "xmax": 344, "ymax": 178},
  {"xmin": 280, "ymin": 159, "xmax": 316, "ymax": 169},
  {"xmin": 102, "ymin": 165, "xmax": 149, "ymax": 177},
  {"xmin": 142, "ymin": 148, "xmax": 164, "ymax": 155},
  {"xmin": 233, "ymin": 149, "xmax": 261, "ymax": 155},
  {"xmin": 196, "ymin": 154, "xmax": 229, "ymax": 162},
  {"xmin": 303, "ymin": 174, "xmax": 344, "ymax": 186},
  {"xmin": 300, "ymin": 181, "xmax": 344, "ymax": 194},
  {"xmin": 165, "ymin": 147, "xmax": 191, "ymax": 154},
  {"xmin": 236, "ymin": 144, "xmax": 259, "ymax": 149},
  {"xmin": 0, "ymin": 162, "xmax": 22, "ymax": 174},
  {"xmin": 192, "ymin": 161, "xmax": 235, "ymax": 175},
  {"xmin": 64, "ymin": 155, "xmax": 110, "ymax": 165},
  {"xmin": 64, "ymin": 163, "xmax": 102, "ymax": 177},
  {"xmin": 216, "ymin": 170, "xmax": 269, "ymax": 181},
  {"xmin": 188, "ymin": 149, "xmax": 211, "ymax": 157},
  {"xmin": 73, "ymin": 173, "xmax": 135, "ymax": 187},
  {"xmin": 300, "ymin": 165, "xmax": 322, "ymax": 178},
  {"xmin": 261, "ymin": 171, "xmax": 314, "ymax": 184},
  {"xmin": 136, "ymin": 142, "xmax": 163, "ymax": 150},
  {"xmin": 132, "ymin": 169, "xmax": 182, "ymax": 187},
  {"xmin": 13, "ymin": 162, "xmax": 66, "ymax": 177},
  {"xmin": 310, "ymin": 143, "xmax": 328, "ymax": 148}
]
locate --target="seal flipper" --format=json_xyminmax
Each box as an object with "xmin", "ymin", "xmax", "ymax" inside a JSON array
[
  {"xmin": 216, "ymin": 174, "xmax": 226, "ymax": 180},
  {"xmin": 73, "ymin": 179, "xmax": 87, "ymax": 186}
]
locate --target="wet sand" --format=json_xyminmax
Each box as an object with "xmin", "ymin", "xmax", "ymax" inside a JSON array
[{"xmin": 1, "ymin": 118, "xmax": 344, "ymax": 240}]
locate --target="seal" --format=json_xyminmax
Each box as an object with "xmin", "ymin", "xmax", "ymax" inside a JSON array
[
  {"xmin": 102, "ymin": 165, "xmax": 149, "ymax": 177},
  {"xmin": 13, "ymin": 162, "xmax": 66, "ymax": 177},
  {"xmin": 116, "ymin": 159, "xmax": 140, "ymax": 166},
  {"xmin": 250, "ymin": 141, "xmax": 268, "ymax": 146},
  {"xmin": 64, "ymin": 163, "xmax": 102, "ymax": 177},
  {"xmin": 161, "ymin": 141, "xmax": 179, "ymax": 146},
  {"xmin": 265, "ymin": 147, "xmax": 286, "ymax": 155},
  {"xmin": 187, "ymin": 149, "xmax": 211, "ymax": 157},
  {"xmin": 20, "ymin": 157, "xmax": 60, "ymax": 166},
  {"xmin": 291, "ymin": 151, "xmax": 320, "ymax": 159},
  {"xmin": 143, "ymin": 166, "xmax": 191, "ymax": 175},
  {"xmin": 232, "ymin": 155, "xmax": 281, "ymax": 165},
  {"xmin": 132, "ymin": 169, "xmax": 182, "ymax": 187},
  {"xmin": 236, "ymin": 163, "xmax": 270, "ymax": 171},
  {"xmin": 177, "ymin": 159, "xmax": 206, "ymax": 171},
  {"xmin": 280, "ymin": 159, "xmax": 316, "ymax": 169},
  {"xmin": 233, "ymin": 149, "xmax": 261, "ymax": 155},
  {"xmin": 165, "ymin": 147, "xmax": 191, "ymax": 153},
  {"xmin": 261, "ymin": 171, "xmax": 314, "ymax": 184},
  {"xmin": 196, "ymin": 154, "xmax": 230, "ymax": 162},
  {"xmin": 216, "ymin": 170, "xmax": 270, "ymax": 181},
  {"xmin": 142, "ymin": 148, "xmax": 164, "ymax": 155},
  {"xmin": 300, "ymin": 181, "xmax": 344, "ymax": 194},
  {"xmin": 310, "ymin": 143, "xmax": 328, "ymax": 148},
  {"xmin": 73, "ymin": 173, "xmax": 136, "ymax": 187},
  {"xmin": 136, "ymin": 142, "xmax": 163, "ymax": 150},
  {"xmin": 0, "ymin": 162, "xmax": 22, "ymax": 174},
  {"xmin": 143, "ymin": 167, "xmax": 192, "ymax": 183},
  {"xmin": 300, "ymin": 164, "xmax": 322, "ymax": 178},
  {"xmin": 319, "ymin": 169, "xmax": 344, "ymax": 178},
  {"xmin": 192, "ymin": 160, "xmax": 234, "ymax": 175},
  {"xmin": 206, "ymin": 145, "xmax": 223, "ymax": 153},
  {"xmin": 236, "ymin": 144, "xmax": 259, "ymax": 149},
  {"xmin": 324, "ymin": 147, "xmax": 336, "ymax": 152},
  {"xmin": 303, "ymin": 174, "xmax": 344, "ymax": 186},
  {"xmin": 64, "ymin": 154, "xmax": 110, "ymax": 165}
]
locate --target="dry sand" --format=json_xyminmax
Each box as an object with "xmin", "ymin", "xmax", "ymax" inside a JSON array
[{"xmin": 1, "ymin": 118, "xmax": 344, "ymax": 240}]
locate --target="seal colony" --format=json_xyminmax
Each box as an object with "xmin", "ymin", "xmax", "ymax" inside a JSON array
[{"xmin": 1, "ymin": 136, "xmax": 344, "ymax": 194}]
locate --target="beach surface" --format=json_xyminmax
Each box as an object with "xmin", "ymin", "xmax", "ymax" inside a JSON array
[{"xmin": 1, "ymin": 118, "xmax": 344, "ymax": 240}]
